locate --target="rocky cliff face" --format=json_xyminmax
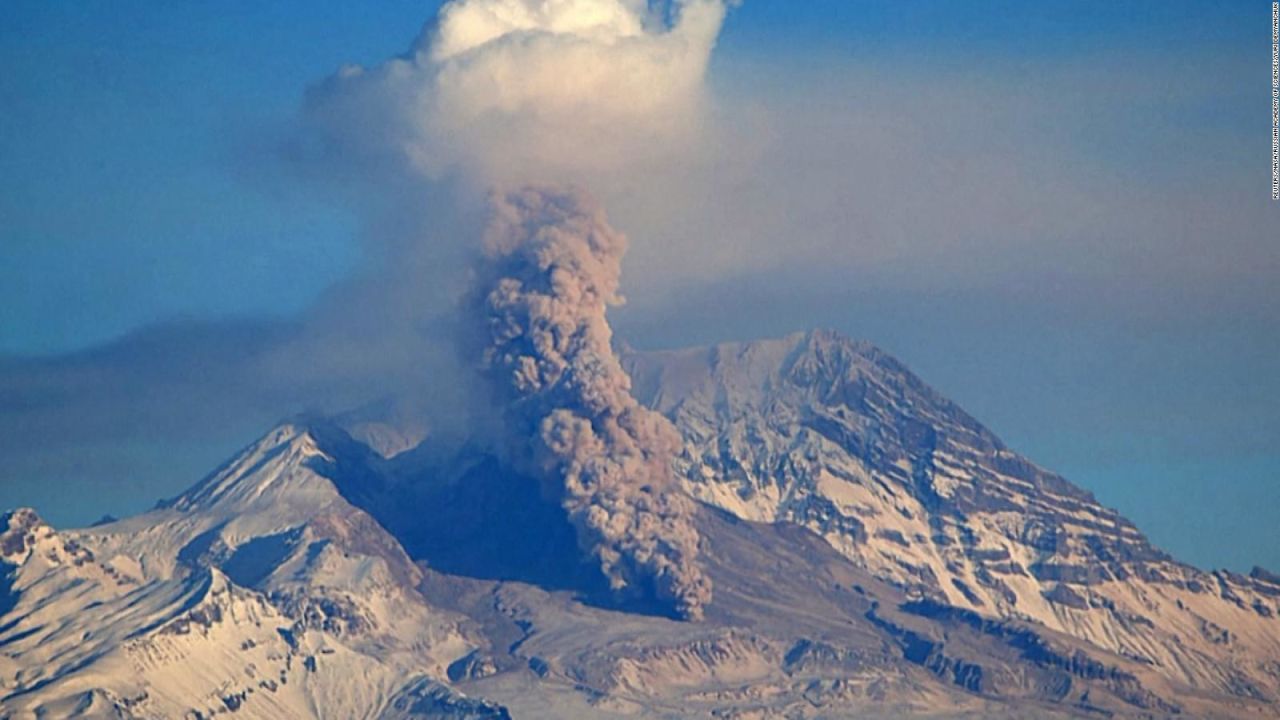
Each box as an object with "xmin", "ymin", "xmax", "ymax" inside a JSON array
[{"xmin": 627, "ymin": 329, "xmax": 1280, "ymax": 704}]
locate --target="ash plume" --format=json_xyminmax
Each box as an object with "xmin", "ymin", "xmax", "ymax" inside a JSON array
[
  {"xmin": 304, "ymin": 0, "xmax": 727, "ymax": 186},
  {"xmin": 473, "ymin": 186, "xmax": 712, "ymax": 620}
]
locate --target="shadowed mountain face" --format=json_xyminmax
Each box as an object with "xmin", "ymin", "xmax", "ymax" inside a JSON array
[
  {"xmin": 626, "ymin": 330, "xmax": 1280, "ymax": 700},
  {"xmin": 0, "ymin": 330, "xmax": 1277, "ymax": 718}
]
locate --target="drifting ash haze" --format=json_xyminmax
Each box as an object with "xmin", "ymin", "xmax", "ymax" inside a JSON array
[
  {"xmin": 474, "ymin": 187, "xmax": 712, "ymax": 620},
  {"xmin": 303, "ymin": 0, "xmax": 730, "ymax": 618}
]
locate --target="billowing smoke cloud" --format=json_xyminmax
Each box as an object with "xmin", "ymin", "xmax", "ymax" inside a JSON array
[
  {"xmin": 473, "ymin": 186, "xmax": 712, "ymax": 620},
  {"xmin": 306, "ymin": 0, "xmax": 727, "ymax": 186},
  {"xmin": 286, "ymin": 0, "xmax": 728, "ymax": 618}
]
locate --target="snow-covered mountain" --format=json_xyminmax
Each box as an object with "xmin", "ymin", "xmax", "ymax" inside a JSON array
[
  {"xmin": 0, "ymin": 425, "xmax": 479, "ymax": 719},
  {"xmin": 626, "ymin": 330, "xmax": 1280, "ymax": 703},
  {"xmin": 2, "ymin": 330, "xmax": 1278, "ymax": 718}
]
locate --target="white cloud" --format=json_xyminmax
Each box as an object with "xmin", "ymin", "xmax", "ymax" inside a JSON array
[
  {"xmin": 311, "ymin": 0, "xmax": 727, "ymax": 185},
  {"xmin": 429, "ymin": 0, "xmax": 649, "ymax": 60}
]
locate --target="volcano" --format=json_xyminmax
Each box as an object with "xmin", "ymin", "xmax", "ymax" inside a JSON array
[{"xmin": 2, "ymin": 329, "xmax": 1279, "ymax": 719}]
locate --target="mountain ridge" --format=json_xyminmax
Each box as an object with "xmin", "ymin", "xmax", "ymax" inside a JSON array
[
  {"xmin": 1, "ymin": 329, "xmax": 1277, "ymax": 718},
  {"xmin": 626, "ymin": 329, "xmax": 1280, "ymax": 699}
]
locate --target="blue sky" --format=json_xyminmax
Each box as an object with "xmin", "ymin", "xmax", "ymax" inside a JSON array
[{"xmin": 1, "ymin": 1, "xmax": 1277, "ymax": 571}]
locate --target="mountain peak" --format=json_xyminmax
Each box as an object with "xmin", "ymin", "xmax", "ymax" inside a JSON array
[
  {"xmin": 0, "ymin": 419, "xmax": 471, "ymax": 719},
  {"xmin": 623, "ymin": 332, "xmax": 1280, "ymax": 706},
  {"xmin": 167, "ymin": 422, "xmax": 341, "ymax": 515},
  {"xmin": 5, "ymin": 331, "xmax": 1280, "ymax": 717}
]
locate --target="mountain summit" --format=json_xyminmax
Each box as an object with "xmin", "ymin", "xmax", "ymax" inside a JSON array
[
  {"xmin": 2, "ymin": 331, "xmax": 1277, "ymax": 718},
  {"xmin": 629, "ymin": 330, "xmax": 1280, "ymax": 700}
]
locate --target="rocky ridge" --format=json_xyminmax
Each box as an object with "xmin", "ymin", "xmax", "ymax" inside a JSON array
[
  {"xmin": 0, "ymin": 425, "xmax": 473, "ymax": 719},
  {"xmin": 0, "ymin": 331, "xmax": 1277, "ymax": 718},
  {"xmin": 627, "ymin": 329, "xmax": 1280, "ymax": 704}
]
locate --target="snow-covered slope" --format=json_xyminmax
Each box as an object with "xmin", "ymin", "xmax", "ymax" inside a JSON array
[
  {"xmin": 0, "ymin": 424, "xmax": 473, "ymax": 719},
  {"xmin": 627, "ymin": 329, "xmax": 1280, "ymax": 704},
  {"xmin": 3, "ymin": 331, "xmax": 1279, "ymax": 718}
]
